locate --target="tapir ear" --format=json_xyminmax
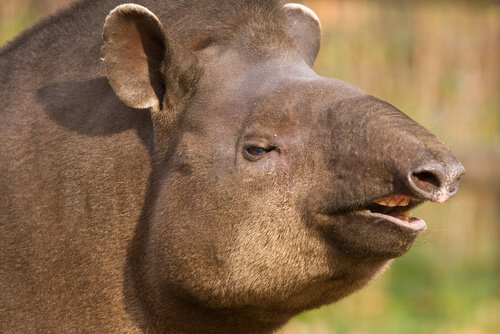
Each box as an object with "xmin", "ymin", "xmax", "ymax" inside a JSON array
[
  {"xmin": 283, "ymin": 3, "xmax": 321, "ymax": 67},
  {"xmin": 102, "ymin": 4, "xmax": 167, "ymax": 110}
]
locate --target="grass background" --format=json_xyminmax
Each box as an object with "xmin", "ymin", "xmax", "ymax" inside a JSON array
[{"xmin": 1, "ymin": 1, "xmax": 498, "ymax": 333}]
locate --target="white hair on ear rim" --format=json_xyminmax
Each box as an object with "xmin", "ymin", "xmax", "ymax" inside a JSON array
[
  {"xmin": 283, "ymin": 3, "xmax": 322, "ymax": 67},
  {"xmin": 283, "ymin": 3, "xmax": 321, "ymax": 30},
  {"xmin": 105, "ymin": 3, "xmax": 163, "ymax": 27}
]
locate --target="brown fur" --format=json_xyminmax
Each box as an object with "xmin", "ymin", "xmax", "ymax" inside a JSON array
[{"xmin": 0, "ymin": 1, "xmax": 463, "ymax": 333}]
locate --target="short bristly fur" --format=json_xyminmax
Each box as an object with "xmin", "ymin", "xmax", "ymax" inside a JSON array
[{"xmin": 0, "ymin": 1, "xmax": 464, "ymax": 333}]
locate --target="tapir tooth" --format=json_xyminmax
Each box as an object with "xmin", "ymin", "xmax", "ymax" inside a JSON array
[
  {"xmin": 375, "ymin": 195, "xmax": 411, "ymax": 207},
  {"xmin": 398, "ymin": 198, "xmax": 410, "ymax": 206},
  {"xmin": 375, "ymin": 198, "xmax": 397, "ymax": 207},
  {"xmin": 386, "ymin": 199, "xmax": 399, "ymax": 207}
]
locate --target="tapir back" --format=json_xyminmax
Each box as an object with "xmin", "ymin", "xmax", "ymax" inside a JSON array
[{"xmin": 0, "ymin": 1, "xmax": 155, "ymax": 332}]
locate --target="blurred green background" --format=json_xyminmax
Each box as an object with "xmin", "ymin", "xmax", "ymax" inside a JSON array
[{"xmin": 1, "ymin": 1, "xmax": 499, "ymax": 333}]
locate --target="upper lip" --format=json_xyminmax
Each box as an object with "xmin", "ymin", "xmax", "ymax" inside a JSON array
[
  {"xmin": 323, "ymin": 194, "xmax": 428, "ymax": 231},
  {"xmin": 355, "ymin": 194, "xmax": 426, "ymax": 231},
  {"xmin": 329, "ymin": 193, "xmax": 425, "ymax": 216}
]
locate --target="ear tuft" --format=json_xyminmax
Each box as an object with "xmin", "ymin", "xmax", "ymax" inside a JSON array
[
  {"xmin": 283, "ymin": 3, "xmax": 321, "ymax": 67},
  {"xmin": 102, "ymin": 4, "xmax": 167, "ymax": 110}
]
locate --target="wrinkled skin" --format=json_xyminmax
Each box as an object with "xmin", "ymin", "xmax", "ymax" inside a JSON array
[{"xmin": 0, "ymin": 1, "xmax": 464, "ymax": 333}]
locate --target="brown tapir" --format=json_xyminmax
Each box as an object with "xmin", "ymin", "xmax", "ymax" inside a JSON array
[{"xmin": 0, "ymin": 0, "xmax": 464, "ymax": 333}]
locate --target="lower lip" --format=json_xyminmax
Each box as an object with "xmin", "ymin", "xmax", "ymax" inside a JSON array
[{"xmin": 358, "ymin": 210, "xmax": 427, "ymax": 232}]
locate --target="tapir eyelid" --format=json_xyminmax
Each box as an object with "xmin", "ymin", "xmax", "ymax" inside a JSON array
[{"xmin": 243, "ymin": 144, "xmax": 276, "ymax": 161}]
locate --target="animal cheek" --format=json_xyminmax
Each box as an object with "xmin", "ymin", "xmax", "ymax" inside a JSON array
[{"xmin": 277, "ymin": 146, "xmax": 290, "ymax": 154}]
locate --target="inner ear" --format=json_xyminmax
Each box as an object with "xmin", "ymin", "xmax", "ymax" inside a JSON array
[
  {"xmin": 283, "ymin": 3, "xmax": 322, "ymax": 67},
  {"xmin": 102, "ymin": 4, "xmax": 167, "ymax": 110}
]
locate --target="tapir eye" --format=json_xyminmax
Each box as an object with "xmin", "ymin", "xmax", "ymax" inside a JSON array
[{"xmin": 243, "ymin": 145, "xmax": 275, "ymax": 161}]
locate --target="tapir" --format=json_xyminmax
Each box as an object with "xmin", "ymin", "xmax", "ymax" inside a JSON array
[{"xmin": 0, "ymin": 0, "xmax": 464, "ymax": 333}]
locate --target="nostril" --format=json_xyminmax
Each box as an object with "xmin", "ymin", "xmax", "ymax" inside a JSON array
[
  {"xmin": 411, "ymin": 170, "xmax": 442, "ymax": 192},
  {"xmin": 408, "ymin": 161, "xmax": 464, "ymax": 202},
  {"xmin": 408, "ymin": 164, "xmax": 446, "ymax": 198}
]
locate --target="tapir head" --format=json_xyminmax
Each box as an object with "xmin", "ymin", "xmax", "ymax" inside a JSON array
[{"xmin": 102, "ymin": 2, "xmax": 464, "ymax": 330}]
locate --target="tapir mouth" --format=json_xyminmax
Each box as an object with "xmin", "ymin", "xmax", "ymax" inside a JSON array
[
  {"xmin": 315, "ymin": 194, "xmax": 430, "ymax": 258},
  {"xmin": 356, "ymin": 195, "xmax": 427, "ymax": 232}
]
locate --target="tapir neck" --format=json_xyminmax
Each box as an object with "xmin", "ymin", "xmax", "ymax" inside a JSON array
[
  {"xmin": 128, "ymin": 279, "xmax": 291, "ymax": 333},
  {"xmin": 124, "ymin": 190, "xmax": 293, "ymax": 333},
  {"xmin": 145, "ymin": 300, "xmax": 291, "ymax": 334}
]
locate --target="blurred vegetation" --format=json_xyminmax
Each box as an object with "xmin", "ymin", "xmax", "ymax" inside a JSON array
[{"xmin": 1, "ymin": 0, "xmax": 499, "ymax": 333}]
